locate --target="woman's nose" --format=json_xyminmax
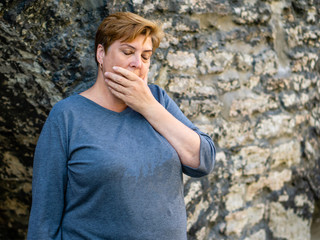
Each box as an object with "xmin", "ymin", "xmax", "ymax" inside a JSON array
[{"xmin": 129, "ymin": 54, "xmax": 142, "ymax": 68}]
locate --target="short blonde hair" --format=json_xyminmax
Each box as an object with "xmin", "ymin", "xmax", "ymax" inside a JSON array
[{"xmin": 95, "ymin": 12, "xmax": 163, "ymax": 64}]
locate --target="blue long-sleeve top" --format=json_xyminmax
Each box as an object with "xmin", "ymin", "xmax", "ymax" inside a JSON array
[{"xmin": 27, "ymin": 84, "xmax": 216, "ymax": 240}]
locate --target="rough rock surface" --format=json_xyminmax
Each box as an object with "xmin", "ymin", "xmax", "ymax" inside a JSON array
[{"xmin": 1, "ymin": 0, "xmax": 320, "ymax": 239}]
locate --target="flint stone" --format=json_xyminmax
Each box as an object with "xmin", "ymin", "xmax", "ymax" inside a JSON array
[
  {"xmin": 225, "ymin": 204, "xmax": 265, "ymax": 237},
  {"xmin": 231, "ymin": 146, "xmax": 270, "ymax": 177},
  {"xmin": 255, "ymin": 114, "xmax": 296, "ymax": 139},
  {"xmin": 269, "ymin": 202, "xmax": 311, "ymax": 240},
  {"xmin": 229, "ymin": 92, "xmax": 278, "ymax": 117},
  {"xmin": 270, "ymin": 141, "xmax": 301, "ymax": 169},
  {"xmin": 198, "ymin": 51, "xmax": 234, "ymax": 75},
  {"xmin": 246, "ymin": 169, "xmax": 292, "ymax": 201},
  {"xmin": 167, "ymin": 51, "xmax": 197, "ymax": 70}
]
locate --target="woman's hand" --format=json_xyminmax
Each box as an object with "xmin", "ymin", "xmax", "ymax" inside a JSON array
[
  {"xmin": 106, "ymin": 66, "xmax": 201, "ymax": 168},
  {"xmin": 104, "ymin": 66, "xmax": 157, "ymax": 114}
]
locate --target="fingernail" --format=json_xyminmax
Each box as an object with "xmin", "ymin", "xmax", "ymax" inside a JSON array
[
  {"xmin": 104, "ymin": 72, "xmax": 109, "ymax": 76},
  {"xmin": 113, "ymin": 66, "xmax": 118, "ymax": 70}
]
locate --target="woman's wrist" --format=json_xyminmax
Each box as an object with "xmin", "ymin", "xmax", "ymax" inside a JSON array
[{"xmin": 138, "ymin": 97, "xmax": 161, "ymax": 118}]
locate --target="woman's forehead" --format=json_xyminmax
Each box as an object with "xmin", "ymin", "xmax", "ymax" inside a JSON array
[{"xmin": 119, "ymin": 35, "xmax": 153, "ymax": 49}]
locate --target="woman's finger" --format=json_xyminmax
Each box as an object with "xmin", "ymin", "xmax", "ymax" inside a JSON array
[
  {"xmin": 107, "ymin": 79, "xmax": 130, "ymax": 95},
  {"xmin": 112, "ymin": 66, "xmax": 140, "ymax": 81},
  {"xmin": 108, "ymin": 86, "xmax": 126, "ymax": 101},
  {"xmin": 104, "ymin": 72, "xmax": 131, "ymax": 87}
]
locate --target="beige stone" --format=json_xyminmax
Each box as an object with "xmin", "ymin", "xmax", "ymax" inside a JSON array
[
  {"xmin": 307, "ymin": 7, "xmax": 317, "ymax": 23},
  {"xmin": 187, "ymin": 198, "xmax": 209, "ymax": 231},
  {"xmin": 278, "ymin": 194, "xmax": 289, "ymax": 202},
  {"xmin": 304, "ymin": 139, "xmax": 318, "ymax": 161},
  {"xmin": 193, "ymin": 84, "xmax": 216, "ymax": 97},
  {"xmin": 225, "ymin": 210, "xmax": 248, "ymax": 237},
  {"xmin": 159, "ymin": 33, "xmax": 179, "ymax": 48},
  {"xmin": 167, "ymin": 51, "xmax": 197, "ymax": 70},
  {"xmin": 184, "ymin": 180, "xmax": 203, "ymax": 207},
  {"xmin": 206, "ymin": 210, "xmax": 219, "ymax": 223},
  {"xmin": 246, "ymin": 169, "xmax": 292, "ymax": 201},
  {"xmin": 294, "ymin": 195, "xmax": 313, "ymax": 210},
  {"xmin": 244, "ymin": 75, "xmax": 260, "ymax": 89},
  {"xmin": 179, "ymin": 99, "xmax": 200, "ymax": 117},
  {"xmin": 218, "ymin": 120, "xmax": 254, "ymax": 148},
  {"xmin": 253, "ymin": 50, "xmax": 278, "ymax": 75},
  {"xmin": 143, "ymin": 3, "xmax": 156, "ymax": 14},
  {"xmin": 217, "ymin": 76, "xmax": 240, "ymax": 92},
  {"xmin": 281, "ymin": 92, "xmax": 300, "ymax": 108},
  {"xmin": 292, "ymin": 74, "xmax": 313, "ymax": 91},
  {"xmin": 286, "ymin": 26, "xmax": 303, "ymax": 48},
  {"xmin": 300, "ymin": 92, "xmax": 310, "ymax": 106},
  {"xmin": 155, "ymin": 65, "xmax": 169, "ymax": 89},
  {"xmin": 196, "ymin": 123, "xmax": 215, "ymax": 137},
  {"xmin": 161, "ymin": 20, "xmax": 173, "ymax": 31},
  {"xmin": 269, "ymin": 202, "xmax": 311, "ymax": 240},
  {"xmin": 235, "ymin": 52, "xmax": 253, "ymax": 71},
  {"xmin": 229, "ymin": 93, "xmax": 278, "ymax": 117},
  {"xmin": 132, "ymin": 0, "xmax": 143, "ymax": 5},
  {"xmin": 214, "ymin": 151, "xmax": 227, "ymax": 175},
  {"xmin": 231, "ymin": 146, "xmax": 270, "ymax": 176},
  {"xmin": 225, "ymin": 183, "xmax": 246, "ymax": 211},
  {"xmin": 226, "ymin": 204, "xmax": 265, "ymax": 236},
  {"xmin": 270, "ymin": 141, "xmax": 301, "ymax": 169},
  {"xmin": 180, "ymin": 99, "xmax": 222, "ymax": 118},
  {"xmin": 168, "ymin": 75, "xmax": 217, "ymax": 98},
  {"xmin": 291, "ymin": 52, "xmax": 319, "ymax": 72},
  {"xmin": 267, "ymin": 169, "xmax": 292, "ymax": 191},
  {"xmin": 263, "ymin": 76, "xmax": 290, "ymax": 91},
  {"xmin": 195, "ymin": 226, "xmax": 207, "ymax": 240},
  {"xmin": 193, "ymin": 13, "xmax": 236, "ymax": 31},
  {"xmin": 244, "ymin": 229, "xmax": 266, "ymax": 240},
  {"xmin": 198, "ymin": 51, "xmax": 233, "ymax": 74},
  {"xmin": 200, "ymin": 99, "xmax": 223, "ymax": 117},
  {"xmin": 246, "ymin": 180, "xmax": 266, "ymax": 201},
  {"xmin": 310, "ymin": 107, "xmax": 320, "ymax": 130},
  {"xmin": 255, "ymin": 114, "xmax": 295, "ymax": 139},
  {"xmin": 233, "ymin": 6, "xmax": 260, "ymax": 24},
  {"xmin": 168, "ymin": 76, "xmax": 196, "ymax": 94}
]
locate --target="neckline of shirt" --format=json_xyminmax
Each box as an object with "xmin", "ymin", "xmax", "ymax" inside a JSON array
[{"xmin": 75, "ymin": 94, "xmax": 133, "ymax": 116}]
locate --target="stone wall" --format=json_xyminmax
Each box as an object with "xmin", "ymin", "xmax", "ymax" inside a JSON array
[{"xmin": 1, "ymin": 0, "xmax": 319, "ymax": 239}]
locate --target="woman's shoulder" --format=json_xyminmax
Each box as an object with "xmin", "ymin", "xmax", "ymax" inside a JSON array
[
  {"xmin": 48, "ymin": 94, "xmax": 81, "ymax": 118},
  {"xmin": 52, "ymin": 94, "xmax": 79, "ymax": 109},
  {"xmin": 148, "ymin": 84, "xmax": 172, "ymax": 107},
  {"xmin": 148, "ymin": 84, "xmax": 167, "ymax": 99}
]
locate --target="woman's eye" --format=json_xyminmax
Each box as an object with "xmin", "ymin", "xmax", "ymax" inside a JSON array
[
  {"xmin": 142, "ymin": 54, "xmax": 151, "ymax": 60},
  {"xmin": 123, "ymin": 50, "xmax": 133, "ymax": 55}
]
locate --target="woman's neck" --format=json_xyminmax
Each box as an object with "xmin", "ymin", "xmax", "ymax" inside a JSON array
[{"xmin": 80, "ymin": 73, "xmax": 127, "ymax": 113}]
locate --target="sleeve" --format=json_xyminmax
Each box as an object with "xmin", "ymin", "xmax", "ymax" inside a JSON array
[
  {"xmin": 150, "ymin": 85, "xmax": 216, "ymax": 178},
  {"xmin": 27, "ymin": 109, "xmax": 68, "ymax": 240}
]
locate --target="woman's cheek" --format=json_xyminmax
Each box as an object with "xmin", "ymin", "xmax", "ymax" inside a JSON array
[
  {"xmin": 143, "ymin": 64, "xmax": 150, "ymax": 82},
  {"xmin": 142, "ymin": 70, "xmax": 149, "ymax": 83}
]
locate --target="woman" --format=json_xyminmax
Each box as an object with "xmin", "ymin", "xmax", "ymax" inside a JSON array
[{"xmin": 27, "ymin": 12, "xmax": 215, "ymax": 240}]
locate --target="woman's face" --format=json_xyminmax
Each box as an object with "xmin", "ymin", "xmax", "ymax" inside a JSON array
[{"xmin": 99, "ymin": 34, "xmax": 153, "ymax": 82}]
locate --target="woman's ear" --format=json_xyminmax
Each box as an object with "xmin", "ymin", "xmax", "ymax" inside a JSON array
[{"xmin": 96, "ymin": 44, "xmax": 105, "ymax": 65}]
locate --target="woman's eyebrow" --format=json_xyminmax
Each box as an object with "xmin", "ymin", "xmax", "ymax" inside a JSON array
[{"xmin": 120, "ymin": 43, "xmax": 152, "ymax": 52}]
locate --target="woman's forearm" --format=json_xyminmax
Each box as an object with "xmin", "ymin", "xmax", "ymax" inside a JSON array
[{"xmin": 141, "ymin": 100, "xmax": 201, "ymax": 168}]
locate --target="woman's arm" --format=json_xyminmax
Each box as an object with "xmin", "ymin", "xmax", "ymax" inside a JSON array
[
  {"xmin": 140, "ymin": 100, "xmax": 201, "ymax": 168},
  {"xmin": 106, "ymin": 66, "xmax": 206, "ymax": 169},
  {"xmin": 27, "ymin": 109, "xmax": 68, "ymax": 240}
]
